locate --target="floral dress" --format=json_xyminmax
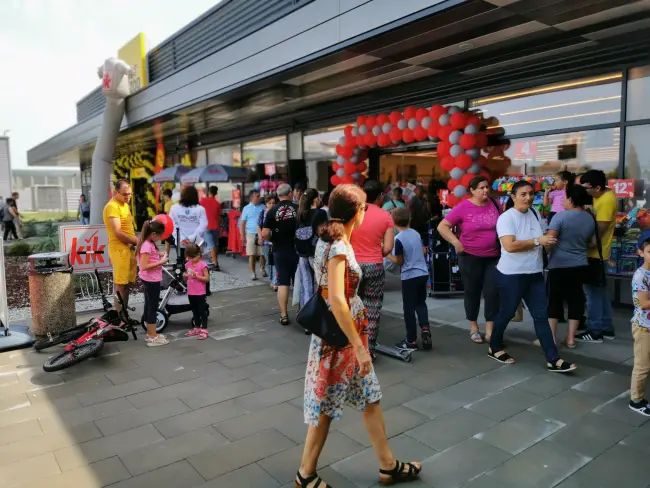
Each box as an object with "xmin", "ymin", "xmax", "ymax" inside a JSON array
[{"xmin": 304, "ymin": 239, "xmax": 383, "ymax": 426}]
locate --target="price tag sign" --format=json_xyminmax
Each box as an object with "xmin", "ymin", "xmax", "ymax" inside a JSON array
[
  {"xmin": 438, "ymin": 189, "xmax": 448, "ymax": 205},
  {"xmin": 264, "ymin": 164, "xmax": 276, "ymax": 176},
  {"xmin": 608, "ymin": 179, "xmax": 635, "ymax": 198},
  {"xmin": 514, "ymin": 141, "xmax": 537, "ymax": 159}
]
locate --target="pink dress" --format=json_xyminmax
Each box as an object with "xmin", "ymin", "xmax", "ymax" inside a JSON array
[
  {"xmin": 138, "ymin": 241, "xmax": 163, "ymax": 282},
  {"xmin": 186, "ymin": 261, "xmax": 208, "ymax": 295}
]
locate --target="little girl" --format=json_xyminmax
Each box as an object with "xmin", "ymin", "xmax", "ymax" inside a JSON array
[
  {"xmin": 137, "ymin": 220, "xmax": 170, "ymax": 347},
  {"xmin": 184, "ymin": 243, "xmax": 210, "ymax": 339},
  {"xmin": 544, "ymin": 171, "xmax": 575, "ymax": 224}
]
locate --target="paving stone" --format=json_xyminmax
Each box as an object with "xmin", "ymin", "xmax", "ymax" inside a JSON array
[
  {"xmin": 154, "ymin": 398, "xmax": 247, "ymax": 438},
  {"xmin": 17, "ymin": 456, "xmax": 131, "ymax": 488},
  {"xmin": 402, "ymin": 366, "xmax": 477, "ymax": 393},
  {"xmin": 455, "ymin": 364, "xmax": 539, "ymax": 397},
  {"xmin": 475, "ymin": 410, "xmax": 565, "ymax": 455},
  {"xmin": 76, "ymin": 377, "xmax": 161, "ymax": 406},
  {"xmin": 0, "ymin": 419, "xmax": 42, "ymax": 446},
  {"xmin": 25, "ymin": 375, "xmax": 114, "ymax": 401},
  {"xmin": 405, "ymin": 407, "xmax": 496, "ymax": 451},
  {"xmin": 528, "ymin": 389, "xmax": 604, "ymax": 424},
  {"xmin": 593, "ymin": 392, "xmax": 650, "ymax": 427},
  {"xmin": 250, "ymin": 363, "xmax": 306, "ymax": 388},
  {"xmin": 195, "ymin": 463, "xmax": 280, "ymax": 488},
  {"xmin": 258, "ymin": 431, "xmax": 366, "ymax": 483},
  {"xmin": 200, "ymin": 362, "xmax": 274, "ymax": 387},
  {"xmin": 180, "ymin": 378, "xmax": 261, "ymax": 409},
  {"xmin": 120, "ymin": 428, "xmax": 229, "ymax": 476},
  {"xmin": 487, "ymin": 439, "xmax": 590, "ymax": 488},
  {"xmin": 0, "ymin": 452, "xmax": 60, "ymax": 488},
  {"xmin": 514, "ymin": 371, "xmax": 588, "ymax": 399},
  {"xmin": 571, "ymin": 371, "xmax": 630, "ymax": 402},
  {"xmin": 126, "ymin": 378, "xmax": 208, "ymax": 408},
  {"xmin": 220, "ymin": 349, "xmax": 286, "ymax": 369},
  {"xmin": 188, "ymin": 429, "xmax": 296, "ymax": 480},
  {"xmin": 262, "ymin": 351, "xmax": 309, "ymax": 370},
  {"xmin": 54, "ymin": 397, "xmax": 137, "ymax": 427},
  {"xmin": 107, "ymin": 460, "xmax": 205, "ymax": 488},
  {"xmin": 54, "ymin": 424, "xmax": 164, "ymax": 471},
  {"xmin": 214, "ymin": 401, "xmax": 302, "ymax": 441},
  {"xmin": 331, "ymin": 434, "xmax": 435, "ymax": 488},
  {"xmin": 0, "ymin": 392, "xmax": 29, "ymax": 412},
  {"xmin": 465, "ymin": 386, "xmax": 544, "ymax": 422},
  {"xmin": 404, "ymin": 382, "xmax": 488, "ymax": 419},
  {"xmin": 0, "ymin": 421, "xmax": 101, "ymax": 466},
  {"xmin": 619, "ymin": 415, "xmax": 650, "ymax": 454},
  {"xmin": 548, "ymin": 412, "xmax": 635, "ymax": 458},
  {"xmin": 338, "ymin": 406, "xmax": 430, "ymax": 447},
  {"xmin": 376, "ymin": 383, "xmax": 426, "ymax": 411},
  {"xmin": 235, "ymin": 379, "xmax": 304, "ymax": 411},
  {"xmin": 461, "ymin": 475, "xmax": 519, "ymax": 488},
  {"xmin": 95, "ymin": 398, "xmax": 189, "ymax": 436}
]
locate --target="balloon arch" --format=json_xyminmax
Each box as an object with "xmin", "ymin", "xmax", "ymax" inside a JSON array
[{"xmin": 332, "ymin": 105, "xmax": 510, "ymax": 207}]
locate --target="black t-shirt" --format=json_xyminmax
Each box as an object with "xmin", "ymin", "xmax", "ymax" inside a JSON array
[{"xmin": 264, "ymin": 201, "xmax": 298, "ymax": 251}]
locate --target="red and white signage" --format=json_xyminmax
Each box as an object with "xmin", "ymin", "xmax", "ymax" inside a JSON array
[
  {"xmin": 59, "ymin": 225, "xmax": 111, "ymax": 273},
  {"xmin": 264, "ymin": 164, "xmax": 276, "ymax": 176},
  {"xmin": 609, "ymin": 179, "xmax": 635, "ymax": 198},
  {"xmin": 232, "ymin": 189, "xmax": 241, "ymax": 209},
  {"xmin": 514, "ymin": 141, "xmax": 538, "ymax": 159}
]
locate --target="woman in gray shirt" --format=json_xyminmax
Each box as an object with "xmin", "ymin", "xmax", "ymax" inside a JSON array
[{"xmin": 546, "ymin": 184, "xmax": 596, "ymax": 348}]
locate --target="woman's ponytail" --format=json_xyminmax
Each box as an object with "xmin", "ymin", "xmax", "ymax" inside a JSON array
[{"xmin": 135, "ymin": 220, "xmax": 151, "ymax": 257}]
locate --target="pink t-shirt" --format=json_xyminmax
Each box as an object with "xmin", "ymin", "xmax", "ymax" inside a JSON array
[
  {"xmin": 138, "ymin": 241, "xmax": 163, "ymax": 282},
  {"xmin": 185, "ymin": 260, "xmax": 208, "ymax": 296},
  {"xmin": 549, "ymin": 190, "xmax": 566, "ymax": 213},
  {"xmin": 445, "ymin": 199, "xmax": 500, "ymax": 258},
  {"xmin": 351, "ymin": 204, "xmax": 394, "ymax": 263}
]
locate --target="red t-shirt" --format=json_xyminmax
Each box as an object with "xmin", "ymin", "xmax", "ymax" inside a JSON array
[
  {"xmin": 200, "ymin": 197, "xmax": 221, "ymax": 231},
  {"xmin": 351, "ymin": 204, "xmax": 393, "ymax": 264}
]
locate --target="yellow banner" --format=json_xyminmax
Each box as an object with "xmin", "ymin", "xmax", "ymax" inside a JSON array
[
  {"xmin": 118, "ymin": 33, "xmax": 147, "ymax": 92},
  {"xmin": 131, "ymin": 167, "xmax": 148, "ymax": 179}
]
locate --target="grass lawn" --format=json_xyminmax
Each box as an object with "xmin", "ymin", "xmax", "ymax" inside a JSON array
[{"xmin": 20, "ymin": 211, "xmax": 76, "ymax": 222}]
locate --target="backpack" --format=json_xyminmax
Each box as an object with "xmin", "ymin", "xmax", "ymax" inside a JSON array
[{"xmin": 295, "ymin": 221, "xmax": 317, "ymax": 257}]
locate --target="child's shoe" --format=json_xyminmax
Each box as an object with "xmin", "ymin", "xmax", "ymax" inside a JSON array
[
  {"xmin": 185, "ymin": 328, "xmax": 201, "ymax": 337},
  {"xmin": 395, "ymin": 339, "xmax": 418, "ymax": 351},
  {"xmin": 629, "ymin": 399, "xmax": 650, "ymax": 416},
  {"xmin": 197, "ymin": 329, "xmax": 209, "ymax": 340},
  {"xmin": 421, "ymin": 327, "xmax": 432, "ymax": 350}
]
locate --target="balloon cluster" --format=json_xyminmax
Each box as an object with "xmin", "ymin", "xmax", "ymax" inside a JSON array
[{"xmin": 332, "ymin": 105, "xmax": 506, "ymax": 207}]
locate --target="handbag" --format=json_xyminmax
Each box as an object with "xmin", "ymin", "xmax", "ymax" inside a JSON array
[
  {"xmin": 296, "ymin": 243, "xmax": 349, "ymax": 347},
  {"xmin": 584, "ymin": 209, "xmax": 606, "ymax": 287}
]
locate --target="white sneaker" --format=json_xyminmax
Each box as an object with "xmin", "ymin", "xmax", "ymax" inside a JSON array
[{"xmin": 250, "ymin": 273, "xmax": 258, "ymax": 281}]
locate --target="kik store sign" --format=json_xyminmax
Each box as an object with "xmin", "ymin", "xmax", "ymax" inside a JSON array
[{"xmin": 59, "ymin": 225, "xmax": 111, "ymax": 273}]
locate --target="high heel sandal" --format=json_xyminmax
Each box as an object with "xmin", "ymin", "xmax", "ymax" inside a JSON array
[
  {"xmin": 379, "ymin": 460, "xmax": 422, "ymax": 485},
  {"xmin": 295, "ymin": 471, "xmax": 330, "ymax": 487}
]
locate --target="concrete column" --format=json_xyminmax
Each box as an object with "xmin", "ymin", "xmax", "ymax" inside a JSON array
[{"xmin": 288, "ymin": 132, "xmax": 303, "ymax": 160}]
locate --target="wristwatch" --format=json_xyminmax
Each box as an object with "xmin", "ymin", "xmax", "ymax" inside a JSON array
[{"xmin": 533, "ymin": 238, "xmax": 540, "ymax": 247}]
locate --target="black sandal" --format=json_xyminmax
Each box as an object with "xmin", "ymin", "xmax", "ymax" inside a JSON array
[
  {"xmin": 488, "ymin": 349, "xmax": 515, "ymax": 364},
  {"xmin": 295, "ymin": 471, "xmax": 329, "ymax": 487},
  {"xmin": 547, "ymin": 359, "xmax": 577, "ymax": 373},
  {"xmin": 280, "ymin": 316, "xmax": 290, "ymax": 326},
  {"xmin": 379, "ymin": 460, "xmax": 422, "ymax": 485}
]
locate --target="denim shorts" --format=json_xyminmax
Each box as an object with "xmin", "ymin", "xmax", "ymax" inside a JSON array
[{"xmin": 203, "ymin": 230, "xmax": 220, "ymax": 250}]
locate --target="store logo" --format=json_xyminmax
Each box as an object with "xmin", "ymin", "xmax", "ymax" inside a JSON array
[{"xmin": 69, "ymin": 232, "xmax": 106, "ymax": 265}]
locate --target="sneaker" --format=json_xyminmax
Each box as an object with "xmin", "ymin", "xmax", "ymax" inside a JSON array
[
  {"xmin": 601, "ymin": 330, "xmax": 616, "ymax": 340},
  {"xmin": 185, "ymin": 328, "xmax": 201, "ymax": 337},
  {"xmin": 574, "ymin": 331, "xmax": 603, "ymax": 343},
  {"xmin": 250, "ymin": 273, "xmax": 258, "ymax": 281},
  {"xmin": 629, "ymin": 399, "xmax": 650, "ymax": 416},
  {"xmin": 421, "ymin": 327, "xmax": 432, "ymax": 350},
  {"xmin": 395, "ymin": 339, "xmax": 418, "ymax": 351}
]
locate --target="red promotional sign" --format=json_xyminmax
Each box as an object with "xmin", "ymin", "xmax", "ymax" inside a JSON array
[
  {"xmin": 438, "ymin": 189, "xmax": 449, "ymax": 205},
  {"xmin": 232, "ymin": 189, "xmax": 241, "ymax": 209},
  {"xmin": 59, "ymin": 225, "xmax": 111, "ymax": 273},
  {"xmin": 609, "ymin": 179, "xmax": 635, "ymax": 198},
  {"xmin": 265, "ymin": 164, "xmax": 276, "ymax": 176},
  {"xmin": 514, "ymin": 141, "xmax": 537, "ymax": 158}
]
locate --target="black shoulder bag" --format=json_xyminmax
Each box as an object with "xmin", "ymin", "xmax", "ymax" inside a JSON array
[
  {"xmin": 296, "ymin": 243, "xmax": 349, "ymax": 347},
  {"xmin": 585, "ymin": 209, "xmax": 607, "ymax": 287}
]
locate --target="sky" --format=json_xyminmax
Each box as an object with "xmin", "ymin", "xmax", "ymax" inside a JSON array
[{"xmin": 0, "ymin": 0, "xmax": 220, "ymax": 168}]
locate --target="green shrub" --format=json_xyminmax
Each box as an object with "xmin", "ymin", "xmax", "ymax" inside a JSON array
[
  {"xmin": 6, "ymin": 241, "xmax": 33, "ymax": 256},
  {"xmin": 32, "ymin": 238, "xmax": 58, "ymax": 253}
]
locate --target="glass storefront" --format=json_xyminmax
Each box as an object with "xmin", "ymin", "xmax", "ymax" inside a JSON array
[
  {"xmin": 242, "ymin": 136, "xmax": 289, "ymax": 199},
  {"xmin": 304, "ymin": 125, "xmax": 350, "ymax": 192}
]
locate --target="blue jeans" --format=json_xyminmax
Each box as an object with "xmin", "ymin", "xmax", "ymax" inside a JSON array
[
  {"xmin": 262, "ymin": 245, "xmax": 277, "ymax": 285},
  {"xmin": 584, "ymin": 280, "xmax": 613, "ymax": 334},
  {"xmin": 490, "ymin": 271, "xmax": 559, "ymax": 363},
  {"xmin": 80, "ymin": 216, "xmax": 89, "ymax": 225}
]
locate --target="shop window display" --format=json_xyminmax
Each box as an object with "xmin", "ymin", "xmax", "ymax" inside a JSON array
[
  {"xmin": 242, "ymin": 136, "xmax": 288, "ymax": 199},
  {"xmin": 627, "ymin": 66, "xmax": 650, "ymax": 122},
  {"xmin": 304, "ymin": 125, "xmax": 352, "ymax": 191}
]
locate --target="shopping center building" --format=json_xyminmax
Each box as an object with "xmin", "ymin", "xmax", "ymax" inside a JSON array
[{"xmin": 28, "ymin": 0, "xmax": 650, "ymax": 301}]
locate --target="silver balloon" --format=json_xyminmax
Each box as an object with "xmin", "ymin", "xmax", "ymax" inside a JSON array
[
  {"xmin": 421, "ymin": 116, "xmax": 432, "ymax": 129},
  {"xmin": 407, "ymin": 118, "xmax": 418, "ymax": 130},
  {"xmin": 449, "ymin": 130, "xmax": 463, "ymax": 145},
  {"xmin": 453, "ymin": 185, "xmax": 467, "ymax": 198},
  {"xmin": 465, "ymin": 124, "xmax": 479, "ymax": 135},
  {"xmin": 467, "ymin": 163, "xmax": 480, "ymax": 174},
  {"xmin": 336, "ymin": 155, "xmax": 345, "ymax": 165},
  {"xmin": 450, "ymin": 144, "xmax": 464, "ymax": 157},
  {"xmin": 372, "ymin": 126, "xmax": 382, "ymax": 137},
  {"xmin": 350, "ymin": 156, "xmax": 358, "ymax": 164},
  {"xmin": 336, "ymin": 168, "xmax": 346, "ymax": 177},
  {"xmin": 439, "ymin": 114, "xmax": 450, "ymax": 126},
  {"xmin": 352, "ymin": 172, "xmax": 361, "ymax": 180},
  {"xmin": 397, "ymin": 119, "xmax": 407, "ymax": 130},
  {"xmin": 449, "ymin": 168, "xmax": 465, "ymax": 180},
  {"xmin": 351, "ymin": 127, "xmax": 359, "ymax": 137},
  {"xmin": 448, "ymin": 105, "xmax": 462, "ymax": 115},
  {"xmin": 382, "ymin": 122, "xmax": 392, "ymax": 134},
  {"xmin": 338, "ymin": 137, "xmax": 346, "ymax": 146},
  {"xmin": 466, "ymin": 149, "xmax": 479, "ymax": 159},
  {"xmin": 358, "ymin": 125, "xmax": 369, "ymax": 135}
]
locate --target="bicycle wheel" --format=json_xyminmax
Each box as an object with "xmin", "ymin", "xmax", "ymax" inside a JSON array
[
  {"xmin": 42, "ymin": 340, "xmax": 104, "ymax": 372},
  {"xmin": 34, "ymin": 328, "xmax": 86, "ymax": 352}
]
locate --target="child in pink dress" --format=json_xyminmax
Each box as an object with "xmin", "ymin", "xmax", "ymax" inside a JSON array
[
  {"xmin": 544, "ymin": 171, "xmax": 575, "ymax": 224},
  {"xmin": 183, "ymin": 243, "xmax": 210, "ymax": 339}
]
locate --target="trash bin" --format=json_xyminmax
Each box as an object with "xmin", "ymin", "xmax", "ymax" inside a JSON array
[{"xmin": 28, "ymin": 252, "xmax": 75, "ymax": 337}]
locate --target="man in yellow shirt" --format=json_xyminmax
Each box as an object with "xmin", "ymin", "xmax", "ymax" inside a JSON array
[
  {"xmin": 103, "ymin": 179, "xmax": 139, "ymax": 312},
  {"xmin": 576, "ymin": 170, "xmax": 618, "ymax": 343}
]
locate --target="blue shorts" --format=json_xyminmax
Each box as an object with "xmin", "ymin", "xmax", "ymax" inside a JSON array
[{"xmin": 203, "ymin": 230, "xmax": 220, "ymax": 250}]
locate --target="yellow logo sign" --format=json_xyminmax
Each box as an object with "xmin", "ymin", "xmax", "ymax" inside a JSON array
[{"xmin": 118, "ymin": 33, "xmax": 147, "ymax": 92}]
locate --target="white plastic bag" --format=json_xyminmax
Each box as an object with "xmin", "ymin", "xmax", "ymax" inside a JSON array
[{"xmin": 383, "ymin": 257, "xmax": 400, "ymax": 275}]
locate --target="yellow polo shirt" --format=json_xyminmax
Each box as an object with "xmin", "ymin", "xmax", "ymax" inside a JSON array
[{"xmin": 588, "ymin": 190, "xmax": 617, "ymax": 260}]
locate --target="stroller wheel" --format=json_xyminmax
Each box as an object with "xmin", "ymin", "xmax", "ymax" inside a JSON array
[{"xmin": 141, "ymin": 310, "xmax": 169, "ymax": 334}]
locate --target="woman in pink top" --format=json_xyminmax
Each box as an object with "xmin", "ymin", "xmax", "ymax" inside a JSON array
[
  {"xmin": 183, "ymin": 243, "xmax": 210, "ymax": 339},
  {"xmin": 351, "ymin": 181, "xmax": 394, "ymax": 358},
  {"xmin": 136, "ymin": 220, "xmax": 170, "ymax": 347},
  {"xmin": 544, "ymin": 171, "xmax": 575, "ymax": 224},
  {"xmin": 438, "ymin": 176, "xmax": 501, "ymax": 344}
]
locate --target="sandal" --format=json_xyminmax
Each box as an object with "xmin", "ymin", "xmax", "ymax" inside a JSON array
[
  {"xmin": 185, "ymin": 328, "xmax": 200, "ymax": 337},
  {"xmin": 280, "ymin": 316, "xmax": 290, "ymax": 326},
  {"xmin": 470, "ymin": 330, "xmax": 484, "ymax": 344},
  {"xmin": 197, "ymin": 329, "xmax": 209, "ymax": 340},
  {"xmin": 295, "ymin": 471, "xmax": 330, "ymax": 487},
  {"xmin": 488, "ymin": 349, "xmax": 515, "ymax": 364},
  {"xmin": 547, "ymin": 359, "xmax": 577, "ymax": 373},
  {"xmin": 379, "ymin": 460, "xmax": 422, "ymax": 485},
  {"xmin": 146, "ymin": 335, "xmax": 169, "ymax": 347}
]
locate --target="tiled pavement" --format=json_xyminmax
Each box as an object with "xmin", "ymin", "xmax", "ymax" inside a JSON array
[{"xmin": 1, "ymin": 276, "xmax": 648, "ymax": 487}]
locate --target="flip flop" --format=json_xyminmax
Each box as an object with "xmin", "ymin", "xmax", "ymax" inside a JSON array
[{"xmin": 470, "ymin": 330, "xmax": 484, "ymax": 344}]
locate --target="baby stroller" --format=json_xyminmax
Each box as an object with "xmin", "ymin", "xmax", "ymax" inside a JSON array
[{"xmin": 140, "ymin": 229, "xmax": 210, "ymax": 334}]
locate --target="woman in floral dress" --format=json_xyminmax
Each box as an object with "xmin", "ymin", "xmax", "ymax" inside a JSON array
[{"xmin": 296, "ymin": 184, "xmax": 422, "ymax": 488}]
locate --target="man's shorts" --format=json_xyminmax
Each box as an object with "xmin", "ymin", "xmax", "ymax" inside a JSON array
[
  {"xmin": 108, "ymin": 245, "xmax": 136, "ymax": 285},
  {"xmin": 203, "ymin": 229, "xmax": 220, "ymax": 250},
  {"xmin": 273, "ymin": 248, "xmax": 298, "ymax": 287},
  {"xmin": 246, "ymin": 233, "xmax": 261, "ymax": 257}
]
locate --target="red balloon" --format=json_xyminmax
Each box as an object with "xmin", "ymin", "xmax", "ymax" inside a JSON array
[
  {"xmin": 416, "ymin": 108, "xmax": 429, "ymax": 122},
  {"xmin": 345, "ymin": 136, "xmax": 356, "ymax": 147},
  {"xmin": 340, "ymin": 146, "xmax": 353, "ymax": 159},
  {"xmin": 459, "ymin": 134, "xmax": 477, "ymax": 150},
  {"xmin": 363, "ymin": 133, "xmax": 377, "ymax": 147},
  {"xmin": 450, "ymin": 112, "xmax": 467, "ymax": 130},
  {"xmin": 447, "ymin": 194, "xmax": 459, "ymax": 207},
  {"xmin": 404, "ymin": 106, "xmax": 417, "ymax": 120},
  {"xmin": 342, "ymin": 175, "xmax": 354, "ymax": 184},
  {"xmin": 439, "ymin": 125, "xmax": 454, "ymax": 142},
  {"xmin": 475, "ymin": 132, "xmax": 488, "ymax": 149},
  {"xmin": 365, "ymin": 115, "xmax": 377, "ymax": 129},
  {"xmin": 448, "ymin": 179, "xmax": 460, "ymax": 191},
  {"xmin": 440, "ymin": 156, "xmax": 455, "ymax": 171},
  {"xmin": 377, "ymin": 114, "xmax": 389, "ymax": 126},
  {"xmin": 390, "ymin": 127, "xmax": 403, "ymax": 143},
  {"xmin": 357, "ymin": 161, "xmax": 368, "ymax": 172},
  {"xmin": 154, "ymin": 214, "xmax": 174, "ymax": 240},
  {"xmin": 414, "ymin": 126, "xmax": 428, "ymax": 142},
  {"xmin": 378, "ymin": 133, "xmax": 391, "ymax": 147},
  {"xmin": 332, "ymin": 163, "xmax": 341, "ymax": 172},
  {"xmin": 466, "ymin": 114, "xmax": 481, "ymax": 128},
  {"xmin": 335, "ymin": 145, "xmax": 345, "ymax": 156},
  {"xmin": 344, "ymin": 125, "xmax": 353, "ymax": 137},
  {"xmin": 437, "ymin": 141, "xmax": 451, "ymax": 158},
  {"xmin": 330, "ymin": 175, "xmax": 341, "ymax": 186},
  {"xmin": 477, "ymin": 155, "xmax": 488, "ymax": 167},
  {"xmin": 456, "ymin": 154, "xmax": 473, "ymax": 170},
  {"xmin": 402, "ymin": 128, "xmax": 415, "ymax": 144},
  {"xmin": 389, "ymin": 111, "xmax": 402, "ymax": 125},
  {"xmin": 356, "ymin": 116, "xmax": 366, "ymax": 127},
  {"xmin": 428, "ymin": 123, "xmax": 440, "ymax": 139},
  {"xmin": 343, "ymin": 162, "xmax": 357, "ymax": 174},
  {"xmin": 430, "ymin": 105, "xmax": 448, "ymax": 120},
  {"xmin": 461, "ymin": 173, "xmax": 474, "ymax": 188}
]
